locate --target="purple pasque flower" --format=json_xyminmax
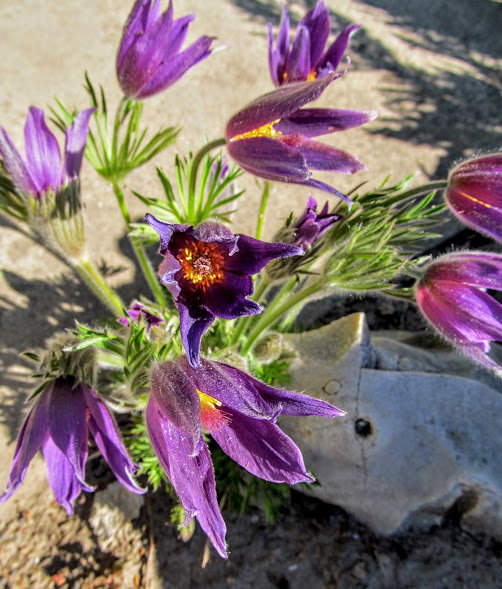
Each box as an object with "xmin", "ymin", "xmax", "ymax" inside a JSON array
[
  {"xmin": 146, "ymin": 214, "xmax": 302, "ymax": 367},
  {"xmin": 117, "ymin": 0, "xmax": 213, "ymax": 99},
  {"xmin": 146, "ymin": 356, "xmax": 345, "ymax": 558},
  {"xmin": 445, "ymin": 153, "xmax": 502, "ymax": 243},
  {"xmin": 1, "ymin": 377, "xmax": 144, "ymax": 515},
  {"xmin": 226, "ymin": 75, "xmax": 376, "ymax": 204},
  {"xmin": 119, "ymin": 302, "xmax": 163, "ymax": 328},
  {"xmin": 415, "ymin": 252, "xmax": 502, "ymax": 376},
  {"xmin": 268, "ymin": 1, "xmax": 361, "ymax": 86},
  {"xmin": 0, "ymin": 107, "xmax": 95, "ymax": 200},
  {"xmin": 293, "ymin": 195, "xmax": 341, "ymax": 249}
]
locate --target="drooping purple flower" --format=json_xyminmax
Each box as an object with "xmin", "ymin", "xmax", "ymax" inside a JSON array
[
  {"xmin": 146, "ymin": 214, "xmax": 302, "ymax": 367},
  {"xmin": 146, "ymin": 356, "xmax": 345, "ymax": 558},
  {"xmin": 415, "ymin": 252, "xmax": 502, "ymax": 376},
  {"xmin": 268, "ymin": 1, "xmax": 361, "ymax": 86},
  {"xmin": 0, "ymin": 107, "xmax": 95, "ymax": 200},
  {"xmin": 1, "ymin": 377, "xmax": 145, "ymax": 514},
  {"xmin": 119, "ymin": 302, "xmax": 163, "ymax": 328},
  {"xmin": 226, "ymin": 76, "xmax": 377, "ymax": 204},
  {"xmin": 293, "ymin": 195, "xmax": 341, "ymax": 249},
  {"xmin": 116, "ymin": 0, "xmax": 213, "ymax": 99},
  {"xmin": 445, "ymin": 153, "xmax": 502, "ymax": 243}
]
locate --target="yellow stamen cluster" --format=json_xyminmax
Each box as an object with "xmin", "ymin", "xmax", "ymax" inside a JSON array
[
  {"xmin": 197, "ymin": 390, "xmax": 229, "ymax": 432},
  {"xmin": 178, "ymin": 240, "xmax": 225, "ymax": 289},
  {"xmin": 307, "ymin": 70, "xmax": 317, "ymax": 81},
  {"xmin": 230, "ymin": 119, "xmax": 282, "ymax": 142}
]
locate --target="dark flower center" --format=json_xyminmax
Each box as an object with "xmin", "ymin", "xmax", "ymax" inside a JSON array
[{"xmin": 177, "ymin": 239, "xmax": 225, "ymax": 289}]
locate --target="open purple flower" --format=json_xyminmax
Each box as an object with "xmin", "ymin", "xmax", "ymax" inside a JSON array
[
  {"xmin": 146, "ymin": 214, "xmax": 302, "ymax": 367},
  {"xmin": 1, "ymin": 377, "xmax": 144, "ymax": 515},
  {"xmin": 226, "ymin": 75, "xmax": 376, "ymax": 204},
  {"xmin": 146, "ymin": 356, "xmax": 345, "ymax": 558},
  {"xmin": 415, "ymin": 252, "xmax": 502, "ymax": 376},
  {"xmin": 268, "ymin": 1, "xmax": 361, "ymax": 86},
  {"xmin": 117, "ymin": 0, "xmax": 213, "ymax": 99},
  {"xmin": 0, "ymin": 107, "xmax": 94, "ymax": 200},
  {"xmin": 445, "ymin": 153, "xmax": 502, "ymax": 243},
  {"xmin": 293, "ymin": 195, "xmax": 341, "ymax": 249}
]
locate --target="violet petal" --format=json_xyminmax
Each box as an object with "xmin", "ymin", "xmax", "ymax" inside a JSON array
[
  {"xmin": 178, "ymin": 302, "xmax": 214, "ymax": 368},
  {"xmin": 64, "ymin": 108, "xmax": 95, "ymax": 179},
  {"xmin": 317, "ymin": 24, "xmax": 361, "ymax": 73},
  {"xmin": 226, "ymin": 234, "xmax": 303, "ymax": 275},
  {"xmin": 276, "ymin": 108, "xmax": 377, "ymax": 137},
  {"xmin": 0, "ymin": 127, "xmax": 36, "ymax": 195}
]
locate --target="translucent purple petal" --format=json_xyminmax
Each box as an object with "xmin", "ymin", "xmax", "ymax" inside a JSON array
[
  {"xmin": 64, "ymin": 108, "xmax": 95, "ymax": 179},
  {"xmin": 0, "ymin": 127, "xmax": 36, "ymax": 195},
  {"xmin": 317, "ymin": 24, "xmax": 361, "ymax": 74},
  {"xmin": 276, "ymin": 108, "xmax": 378, "ymax": 137},
  {"xmin": 226, "ymin": 234, "xmax": 303, "ymax": 275},
  {"xmin": 84, "ymin": 387, "xmax": 145, "ymax": 494},
  {"xmin": 212, "ymin": 411, "xmax": 314, "ymax": 485},
  {"xmin": 146, "ymin": 400, "xmax": 227, "ymax": 558}
]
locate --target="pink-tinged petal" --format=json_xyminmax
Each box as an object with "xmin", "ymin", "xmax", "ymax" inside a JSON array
[
  {"xmin": 286, "ymin": 25, "xmax": 311, "ymax": 83},
  {"xmin": 0, "ymin": 391, "xmax": 50, "ymax": 505},
  {"xmin": 226, "ymin": 75, "xmax": 336, "ymax": 138},
  {"xmin": 212, "ymin": 411, "xmax": 314, "ymax": 485},
  {"xmin": 150, "ymin": 361, "xmax": 202, "ymax": 454},
  {"xmin": 146, "ymin": 400, "xmax": 227, "ymax": 558},
  {"xmin": 226, "ymin": 234, "xmax": 303, "ymax": 275},
  {"xmin": 317, "ymin": 24, "xmax": 361, "ymax": 73},
  {"xmin": 177, "ymin": 302, "xmax": 214, "ymax": 368},
  {"xmin": 276, "ymin": 108, "xmax": 378, "ymax": 137},
  {"xmin": 450, "ymin": 154, "xmax": 502, "ymax": 176},
  {"xmin": 300, "ymin": 0, "xmax": 330, "ymax": 67},
  {"xmin": 0, "ymin": 127, "xmax": 36, "ymax": 195},
  {"xmin": 24, "ymin": 107, "xmax": 63, "ymax": 193},
  {"xmin": 64, "ymin": 108, "xmax": 95, "ymax": 178},
  {"xmin": 42, "ymin": 435, "xmax": 90, "ymax": 515},
  {"xmin": 425, "ymin": 252, "xmax": 502, "ymax": 290},
  {"xmin": 84, "ymin": 387, "xmax": 145, "ymax": 494},
  {"xmin": 46, "ymin": 380, "xmax": 89, "ymax": 487}
]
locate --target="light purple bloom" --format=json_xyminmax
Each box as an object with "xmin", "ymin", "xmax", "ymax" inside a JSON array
[
  {"xmin": 415, "ymin": 252, "xmax": 502, "ymax": 376},
  {"xmin": 226, "ymin": 75, "xmax": 376, "ymax": 204},
  {"xmin": 445, "ymin": 153, "xmax": 502, "ymax": 243},
  {"xmin": 268, "ymin": 1, "xmax": 360, "ymax": 86},
  {"xmin": 1, "ymin": 377, "xmax": 145, "ymax": 514},
  {"xmin": 293, "ymin": 195, "xmax": 341, "ymax": 249},
  {"xmin": 146, "ymin": 214, "xmax": 302, "ymax": 367},
  {"xmin": 117, "ymin": 0, "xmax": 213, "ymax": 99},
  {"xmin": 119, "ymin": 302, "xmax": 163, "ymax": 328},
  {"xmin": 146, "ymin": 357, "xmax": 345, "ymax": 558},
  {"xmin": 0, "ymin": 107, "xmax": 94, "ymax": 200}
]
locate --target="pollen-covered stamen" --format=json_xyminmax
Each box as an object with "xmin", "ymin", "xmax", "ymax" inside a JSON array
[
  {"xmin": 197, "ymin": 390, "xmax": 230, "ymax": 432},
  {"xmin": 230, "ymin": 119, "xmax": 282, "ymax": 142},
  {"xmin": 177, "ymin": 239, "xmax": 226, "ymax": 289}
]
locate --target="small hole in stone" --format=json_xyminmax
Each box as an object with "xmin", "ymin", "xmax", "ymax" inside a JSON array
[{"xmin": 355, "ymin": 418, "xmax": 373, "ymax": 438}]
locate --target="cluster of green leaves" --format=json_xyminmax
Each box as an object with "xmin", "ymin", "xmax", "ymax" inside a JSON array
[{"xmin": 52, "ymin": 74, "xmax": 179, "ymax": 184}]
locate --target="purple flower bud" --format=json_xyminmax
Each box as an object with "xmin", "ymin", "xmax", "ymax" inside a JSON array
[
  {"xmin": 0, "ymin": 378, "xmax": 145, "ymax": 515},
  {"xmin": 268, "ymin": 1, "xmax": 361, "ymax": 86},
  {"xmin": 146, "ymin": 214, "xmax": 303, "ymax": 367},
  {"xmin": 119, "ymin": 302, "xmax": 163, "ymax": 328},
  {"xmin": 0, "ymin": 107, "xmax": 94, "ymax": 200},
  {"xmin": 415, "ymin": 252, "xmax": 502, "ymax": 377},
  {"xmin": 293, "ymin": 195, "xmax": 341, "ymax": 249},
  {"xmin": 445, "ymin": 153, "xmax": 502, "ymax": 243},
  {"xmin": 146, "ymin": 357, "xmax": 345, "ymax": 558},
  {"xmin": 116, "ymin": 0, "xmax": 213, "ymax": 99},
  {"xmin": 226, "ymin": 75, "xmax": 376, "ymax": 204}
]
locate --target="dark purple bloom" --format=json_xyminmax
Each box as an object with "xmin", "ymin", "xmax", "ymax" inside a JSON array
[
  {"xmin": 146, "ymin": 214, "xmax": 302, "ymax": 367},
  {"xmin": 117, "ymin": 0, "xmax": 213, "ymax": 99},
  {"xmin": 119, "ymin": 302, "xmax": 163, "ymax": 328},
  {"xmin": 293, "ymin": 195, "xmax": 341, "ymax": 249},
  {"xmin": 268, "ymin": 1, "xmax": 360, "ymax": 86},
  {"xmin": 146, "ymin": 356, "xmax": 345, "ymax": 558},
  {"xmin": 415, "ymin": 252, "xmax": 502, "ymax": 376},
  {"xmin": 445, "ymin": 153, "xmax": 502, "ymax": 243},
  {"xmin": 226, "ymin": 76, "xmax": 376, "ymax": 204},
  {"xmin": 1, "ymin": 377, "xmax": 144, "ymax": 514},
  {"xmin": 0, "ymin": 107, "xmax": 94, "ymax": 200}
]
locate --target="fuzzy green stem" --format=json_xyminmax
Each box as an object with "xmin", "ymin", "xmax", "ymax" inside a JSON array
[
  {"xmin": 73, "ymin": 258, "xmax": 124, "ymax": 316},
  {"xmin": 255, "ymin": 181, "xmax": 270, "ymax": 240}
]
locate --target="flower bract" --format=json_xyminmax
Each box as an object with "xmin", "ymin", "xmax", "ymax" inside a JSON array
[
  {"xmin": 117, "ymin": 0, "xmax": 213, "ymax": 99},
  {"xmin": 268, "ymin": 1, "xmax": 360, "ymax": 86},
  {"xmin": 226, "ymin": 76, "xmax": 376, "ymax": 204},
  {"xmin": 293, "ymin": 195, "xmax": 341, "ymax": 249},
  {"xmin": 445, "ymin": 153, "xmax": 502, "ymax": 243},
  {"xmin": 415, "ymin": 252, "xmax": 502, "ymax": 376},
  {"xmin": 0, "ymin": 377, "xmax": 144, "ymax": 514},
  {"xmin": 146, "ymin": 214, "xmax": 302, "ymax": 366},
  {"xmin": 146, "ymin": 357, "xmax": 345, "ymax": 558}
]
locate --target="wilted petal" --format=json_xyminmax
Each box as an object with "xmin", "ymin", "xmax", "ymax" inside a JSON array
[
  {"xmin": 64, "ymin": 108, "xmax": 95, "ymax": 178},
  {"xmin": 212, "ymin": 411, "xmax": 314, "ymax": 484}
]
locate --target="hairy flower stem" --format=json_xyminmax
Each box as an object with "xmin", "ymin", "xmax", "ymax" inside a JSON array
[
  {"xmin": 255, "ymin": 181, "xmax": 270, "ymax": 240},
  {"xmin": 187, "ymin": 138, "xmax": 227, "ymax": 221},
  {"xmin": 241, "ymin": 279, "xmax": 322, "ymax": 355},
  {"xmin": 73, "ymin": 258, "xmax": 124, "ymax": 316},
  {"xmin": 112, "ymin": 183, "xmax": 168, "ymax": 307}
]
